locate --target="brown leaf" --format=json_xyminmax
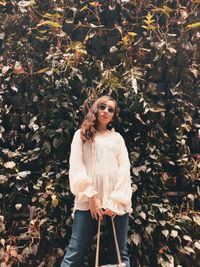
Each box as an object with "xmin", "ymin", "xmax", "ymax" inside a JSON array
[{"xmin": 14, "ymin": 62, "xmax": 26, "ymax": 74}]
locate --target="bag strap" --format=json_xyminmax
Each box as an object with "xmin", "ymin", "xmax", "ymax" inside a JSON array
[
  {"xmin": 95, "ymin": 217, "xmax": 101, "ymax": 267},
  {"xmin": 95, "ymin": 217, "xmax": 122, "ymax": 267}
]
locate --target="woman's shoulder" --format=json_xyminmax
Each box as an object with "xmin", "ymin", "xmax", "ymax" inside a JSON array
[
  {"xmin": 72, "ymin": 128, "xmax": 81, "ymax": 140},
  {"xmin": 74, "ymin": 128, "xmax": 81, "ymax": 135},
  {"xmin": 111, "ymin": 130, "xmax": 124, "ymax": 141}
]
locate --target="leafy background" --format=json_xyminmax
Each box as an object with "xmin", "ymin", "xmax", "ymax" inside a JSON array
[{"xmin": 0, "ymin": 0, "xmax": 200, "ymax": 266}]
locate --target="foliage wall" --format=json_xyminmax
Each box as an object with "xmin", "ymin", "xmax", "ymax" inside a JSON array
[{"xmin": 0, "ymin": 0, "xmax": 200, "ymax": 266}]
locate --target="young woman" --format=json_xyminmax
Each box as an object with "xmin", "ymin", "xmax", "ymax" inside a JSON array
[{"xmin": 61, "ymin": 95, "xmax": 132, "ymax": 267}]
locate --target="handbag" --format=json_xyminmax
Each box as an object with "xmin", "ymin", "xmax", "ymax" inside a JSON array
[{"xmin": 95, "ymin": 217, "xmax": 126, "ymax": 267}]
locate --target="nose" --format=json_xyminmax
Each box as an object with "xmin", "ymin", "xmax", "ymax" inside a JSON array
[{"xmin": 103, "ymin": 107, "xmax": 108, "ymax": 113}]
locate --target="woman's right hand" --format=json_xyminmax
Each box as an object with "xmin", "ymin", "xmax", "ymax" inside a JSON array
[{"xmin": 88, "ymin": 196, "xmax": 104, "ymax": 220}]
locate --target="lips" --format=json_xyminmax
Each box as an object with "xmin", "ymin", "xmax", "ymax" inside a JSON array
[{"xmin": 101, "ymin": 114, "xmax": 108, "ymax": 119}]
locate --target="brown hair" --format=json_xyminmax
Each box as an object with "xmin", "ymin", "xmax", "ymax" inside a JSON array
[{"xmin": 80, "ymin": 95, "xmax": 118, "ymax": 142}]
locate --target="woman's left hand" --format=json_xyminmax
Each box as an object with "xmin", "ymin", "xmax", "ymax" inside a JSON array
[{"xmin": 103, "ymin": 208, "xmax": 117, "ymax": 218}]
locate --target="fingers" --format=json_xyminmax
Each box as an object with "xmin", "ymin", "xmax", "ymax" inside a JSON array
[
  {"xmin": 89, "ymin": 196, "xmax": 116, "ymax": 220},
  {"xmin": 104, "ymin": 208, "xmax": 116, "ymax": 217},
  {"xmin": 93, "ymin": 210, "xmax": 98, "ymax": 221},
  {"xmin": 91, "ymin": 208, "xmax": 116, "ymax": 219},
  {"xmin": 89, "ymin": 196, "xmax": 104, "ymax": 220},
  {"xmin": 90, "ymin": 210, "xmax": 96, "ymax": 220},
  {"xmin": 97, "ymin": 207, "xmax": 104, "ymax": 220},
  {"xmin": 90, "ymin": 207, "xmax": 104, "ymax": 220}
]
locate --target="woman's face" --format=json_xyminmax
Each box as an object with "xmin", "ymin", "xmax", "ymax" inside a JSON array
[{"xmin": 96, "ymin": 99, "xmax": 115, "ymax": 127}]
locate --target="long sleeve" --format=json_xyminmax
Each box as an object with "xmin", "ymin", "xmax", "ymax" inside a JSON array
[
  {"xmin": 108, "ymin": 133, "xmax": 132, "ymax": 212},
  {"xmin": 69, "ymin": 129, "xmax": 97, "ymax": 201}
]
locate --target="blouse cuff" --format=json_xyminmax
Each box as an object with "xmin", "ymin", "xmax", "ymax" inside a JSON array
[
  {"xmin": 83, "ymin": 186, "xmax": 98, "ymax": 198},
  {"xmin": 77, "ymin": 186, "xmax": 98, "ymax": 202},
  {"xmin": 110, "ymin": 191, "xmax": 130, "ymax": 205},
  {"xmin": 103, "ymin": 198, "xmax": 126, "ymax": 215}
]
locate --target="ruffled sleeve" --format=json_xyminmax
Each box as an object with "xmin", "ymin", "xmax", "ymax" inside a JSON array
[
  {"xmin": 108, "ymin": 133, "xmax": 132, "ymax": 213},
  {"xmin": 69, "ymin": 129, "xmax": 98, "ymax": 201}
]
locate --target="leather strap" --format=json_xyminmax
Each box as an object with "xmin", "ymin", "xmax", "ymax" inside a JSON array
[{"xmin": 95, "ymin": 217, "xmax": 122, "ymax": 267}]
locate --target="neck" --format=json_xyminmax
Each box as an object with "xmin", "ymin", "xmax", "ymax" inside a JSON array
[{"xmin": 96, "ymin": 125, "xmax": 108, "ymax": 133}]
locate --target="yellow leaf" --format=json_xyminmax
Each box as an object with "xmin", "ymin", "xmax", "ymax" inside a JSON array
[
  {"xmin": 146, "ymin": 13, "xmax": 154, "ymax": 21},
  {"xmin": 144, "ymin": 19, "xmax": 155, "ymax": 25},
  {"xmin": 30, "ymin": 0, "xmax": 35, "ymax": 5},
  {"xmin": 162, "ymin": 5, "xmax": 173, "ymax": 16},
  {"xmin": 80, "ymin": 5, "xmax": 88, "ymax": 12},
  {"xmin": 38, "ymin": 30, "xmax": 47, "ymax": 33},
  {"xmin": 127, "ymin": 32, "xmax": 137, "ymax": 37},
  {"xmin": 121, "ymin": 35, "xmax": 130, "ymax": 45},
  {"xmin": 36, "ymin": 67, "xmax": 49, "ymax": 74},
  {"xmin": 37, "ymin": 20, "xmax": 62, "ymax": 28},
  {"xmin": 147, "ymin": 13, "xmax": 153, "ymax": 18},
  {"xmin": 51, "ymin": 195, "xmax": 59, "ymax": 208},
  {"xmin": 152, "ymin": 7, "xmax": 162, "ymax": 12},
  {"xmin": 143, "ymin": 25, "xmax": 157, "ymax": 31},
  {"xmin": 149, "ymin": 25, "xmax": 157, "ymax": 30},
  {"xmin": 84, "ymin": 32, "xmax": 96, "ymax": 42},
  {"xmin": 186, "ymin": 22, "xmax": 200, "ymax": 30},
  {"xmin": 76, "ymin": 49, "xmax": 87, "ymax": 55},
  {"xmin": 0, "ymin": 1, "xmax": 6, "ymax": 6},
  {"xmin": 89, "ymin": 2, "xmax": 102, "ymax": 6},
  {"xmin": 152, "ymin": 6, "xmax": 173, "ymax": 16},
  {"xmin": 39, "ymin": 197, "xmax": 47, "ymax": 206},
  {"xmin": 44, "ymin": 13, "xmax": 61, "ymax": 19},
  {"xmin": 181, "ymin": 123, "xmax": 192, "ymax": 132}
]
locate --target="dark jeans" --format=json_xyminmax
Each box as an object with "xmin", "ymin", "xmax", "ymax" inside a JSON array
[{"xmin": 60, "ymin": 210, "xmax": 130, "ymax": 267}]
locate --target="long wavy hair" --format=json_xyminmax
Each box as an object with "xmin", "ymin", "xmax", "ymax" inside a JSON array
[{"xmin": 80, "ymin": 95, "xmax": 118, "ymax": 142}]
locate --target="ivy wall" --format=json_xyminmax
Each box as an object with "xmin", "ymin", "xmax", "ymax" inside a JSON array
[{"xmin": 0, "ymin": 0, "xmax": 200, "ymax": 266}]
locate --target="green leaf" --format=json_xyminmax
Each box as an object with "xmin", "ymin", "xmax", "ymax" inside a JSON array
[
  {"xmin": 43, "ymin": 141, "xmax": 51, "ymax": 154},
  {"xmin": 53, "ymin": 137, "xmax": 61, "ymax": 148}
]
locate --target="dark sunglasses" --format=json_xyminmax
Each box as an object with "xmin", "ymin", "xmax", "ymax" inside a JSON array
[{"xmin": 98, "ymin": 103, "xmax": 115, "ymax": 113}]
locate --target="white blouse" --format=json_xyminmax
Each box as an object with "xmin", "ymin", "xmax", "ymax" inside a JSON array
[{"xmin": 69, "ymin": 129, "xmax": 133, "ymax": 215}]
